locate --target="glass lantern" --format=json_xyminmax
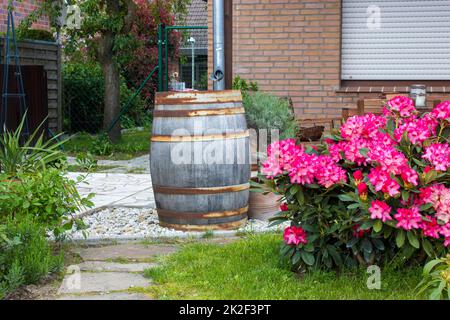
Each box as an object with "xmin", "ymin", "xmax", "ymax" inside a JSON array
[{"xmin": 409, "ymin": 84, "xmax": 427, "ymax": 109}]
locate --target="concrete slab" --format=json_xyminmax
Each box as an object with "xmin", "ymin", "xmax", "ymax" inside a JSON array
[
  {"xmin": 77, "ymin": 261, "xmax": 157, "ymax": 272},
  {"xmin": 73, "ymin": 244, "xmax": 178, "ymax": 261},
  {"xmin": 57, "ymin": 292, "xmax": 152, "ymax": 300},
  {"xmin": 57, "ymin": 272, "xmax": 151, "ymax": 294}
]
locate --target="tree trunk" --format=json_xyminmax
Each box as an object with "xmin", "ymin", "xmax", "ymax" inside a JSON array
[
  {"xmin": 102, "ymin": 56, "xmax": 121, "ymax": 142},
  {"xmin": 98, "ymin": 33, "xmax": 121, "ymax": 142}
]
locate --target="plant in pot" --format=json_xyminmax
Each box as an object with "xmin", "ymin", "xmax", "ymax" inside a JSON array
[{"xmin": 233, "ymin": 76, "xmax": 297, "ymax": 220}]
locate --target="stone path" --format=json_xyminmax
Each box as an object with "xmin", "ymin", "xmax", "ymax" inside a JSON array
[
  {"xmin": 67, "ymin": 155, "xmax": 150, "ymax": 174},
  {"xmin": 67, "ymin": 172, "xmax": 155, "ymax": 215},
  {"xmin": 56, "ymin": 243, "xmax": 178, "ymax": 300}
]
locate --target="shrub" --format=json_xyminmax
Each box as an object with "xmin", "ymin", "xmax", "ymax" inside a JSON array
[
  {"xmin": 62, "ymin": 62, "xmax": 148, "ymax": 133},
  {"xmin": 417, "ymin": 254, "xmax": 450, "ymax": 300},
  {"xmin": 0, "ymin": 167, "xmax": 93, "ymax": 238},
  {"xmin": 0, "ymin": 216, "xmax": 64, "ymax": 299},
  {"xmin": 243, "ymin": 91, "xmax": 297, "ymax": 140},
  {"xmin": 259, "ymin": 97, "xmax": 449, "ymax": 270},
  {"xmin": 232, "ymin": 76, "xmax": 296, "ymax": 140},
  {"xmin": 16, "ymin": 29, "xmax": 55, "ymax": 42}
]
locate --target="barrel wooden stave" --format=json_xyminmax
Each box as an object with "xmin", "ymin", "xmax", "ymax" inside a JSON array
[
  {"xmin": 150, "ymin": 90, "xmax": 250, "ymax": 231},
  {"xmin": 150, "ymin": 141, "xmax": 250, "ymax": 188}
]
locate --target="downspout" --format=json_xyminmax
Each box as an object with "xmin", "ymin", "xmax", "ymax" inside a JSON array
[{"xmin": 211, "ymin": 0, "xmax": 225, "ymax": 90}]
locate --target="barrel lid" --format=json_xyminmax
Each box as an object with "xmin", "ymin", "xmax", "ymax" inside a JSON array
[{"xmin": 156, "ymin": 90, "xmax": 242, "ymax": 105}]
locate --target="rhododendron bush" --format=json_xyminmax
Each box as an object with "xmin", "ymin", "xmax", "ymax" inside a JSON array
[{"xmin": 260, "ymin": 97, "xmax": 450, "ymax": 269}]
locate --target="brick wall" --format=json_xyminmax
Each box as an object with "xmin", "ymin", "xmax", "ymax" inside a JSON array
[
  {"xmin": 0, "ymin": 0, "xmax": 50, "ymax": 33},
  {"xmin": 208, "ymin": 0, "xmax": 448, "ymax": 119}
]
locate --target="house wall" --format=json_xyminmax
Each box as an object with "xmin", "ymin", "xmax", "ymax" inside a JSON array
[
  {"xmin": 0, "ymin": 0, "xmax": 50, "ymax": 33},
  {"xmin": 208, "ymin": 0, "xmax": 449, "ymax": 119}
]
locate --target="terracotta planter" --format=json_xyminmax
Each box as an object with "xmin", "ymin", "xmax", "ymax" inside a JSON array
[{"xmin": 248, "ymin": 189, "xmax": 282, "ymax": 221}]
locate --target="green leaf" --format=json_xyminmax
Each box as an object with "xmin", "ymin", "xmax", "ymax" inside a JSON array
[
  {"xmin": 361, "ymin": 239, "xmax": 373, "ymax": 254},
  {"xmin": 280, "ymin": 245, "xmax": 294, "ymax": 257},
  {"xmin": 338, "ymin": 194, "xmax": 355, "ymax": 202},
  {"xmin": 295, "ymin": 187, "xmax": 305, "ymax": 205},
  {"xmin": 347, "ymin": 203, "xmax": 360, "ymax": 210},
  {"xmin": 372, "ymin": 238, "xmax": 385, "ymax": 251},
  {"xmin": 289, "ymin": 185, "xmax": 300, "ymax": 195},
  {"xmin": 292, "ymin": 251, "xmax": 301, "ymax": 265},
  {"xmin": 396, "ymin": 230, "xmax": 405, "ymax": 248},
  {"xmin": 423, "ymin": 259, "xmax": 442, "ymax": 276},
  {"xmin": 359, "ymin": 148, "xmax": 369, "ymax": 157},
  {"xmin": 359, "ymin": 220, "xmax": 374, "ymax": 230},
  {"xmin": 401, "ymin": 190, "xmax": 409, "ymax": 202},
  {"xmin": 373, "ymin": 220, "xmax": 383, "ymax": 233},
  {"xmin": 326, "ymin": 245, "xmax": 343, "ymax": 266},
  {"xmin": 422, "ymin": 239, "xmax": 434, "ymax": 257},
  {"xmin": 407, "ymin": 231, "xmax": 420, "ymax": 249},
  {"xmin": 346, "ymin": 237, "xmax": 359, "ymax": 248},
  {"xmin": 300, "ymin": 251, "xmax": 315, "ymax": 266}
]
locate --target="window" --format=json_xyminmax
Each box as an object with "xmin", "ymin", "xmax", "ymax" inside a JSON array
[{"xmin": 341, "ymin": 0, "xmax": 450, "ymax": 81}]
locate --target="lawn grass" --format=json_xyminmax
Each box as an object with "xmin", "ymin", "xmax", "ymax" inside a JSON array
[
  {"xmin": 63, "ymin": 128, "xmax": 150, "ymax": 160},
  {"xmin": 144, "ymin": 233, "xmax": 423, "ymax": 300}
]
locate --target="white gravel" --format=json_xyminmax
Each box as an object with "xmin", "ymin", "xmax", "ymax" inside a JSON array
[{"xmin": 69, "ymin": 207, "xmax": 287, "ymax": 241}]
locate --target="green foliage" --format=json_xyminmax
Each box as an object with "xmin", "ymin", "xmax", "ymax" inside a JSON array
[
  {"xmin": 232, "ymin": 76, "xmax": 296, "ymax": 139},
  {"xmin": 417, "ymin": 254, "xmax": 450, "ymax": 300},
  {"xmin": 232, "ymin": 75, "xmax": 258, "ymax": 93},
  {"xmin": 0, "ymin": 114, "xmax": 66, "ymax": 179},
  {"xmin": 64, "ymin": 129, "xmax": 150, "ymax": 160},
  {"xmin": 243, "ymin": 91, "xmax": 297, "ymax": 139},
  {"xmin": 16, "ymin": 29, "xmax": 55, "ymax": 42},
  {"xmin": 0, "ymin": 216, "xmax": 64, "ymax": 299},
  {"xmin": 144, "ymin": 233, "xmax": 421, "ymax": 300},
  {"xmin": 0, "ymin": 167, "xmax": 93, "ymax": 237},
  {"xmin": 62, "ymin": 62, "xmax": 149, "ymax": 133}
]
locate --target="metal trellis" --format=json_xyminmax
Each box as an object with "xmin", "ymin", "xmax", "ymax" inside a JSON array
[{"xmin": 1, "ymin": 8, "xmax": 29, "ymax": 136}]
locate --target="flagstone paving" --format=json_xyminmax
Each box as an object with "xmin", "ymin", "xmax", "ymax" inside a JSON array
[
  {"xmin": 55, "ymin": 243, "xmax": 177, "ymax": 300},
  {"xmin": 57, "ymin": 272, "xmax": 151, "ymax": 295},
  {"xmin": 66, "ymin": 172, "xmax": 155, "ymax": 214},
  {"xmin": 73, "ymin": 244, "xmax": 178, "ymax": 261},
  {"xmin": 57, "ymin": 292, "xmax": 152, "ymax": 300},
  {"xmin": 77, "ymin": 261, "xmax": 157, "ymax": 272}
]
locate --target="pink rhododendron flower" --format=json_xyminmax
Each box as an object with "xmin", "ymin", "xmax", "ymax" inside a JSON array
[
  {"xmin": 262, "ymin": 139, "xmax": 302, "ymax": 177},
  {"xmin": 283, "ymin": 226, "xmax": 308, "ymax": 246},
  {"xmin": 387, "ymin": 96, "xmax": 417, "ymax": 117},
  {"xmin": 340, "ymin": 114, "xmax": 386, "ymax": 140},
  {"xmin": 420, "ymin": 216, "xmax": 441, "ymax": 239},
  {"xmin": 369, "ymin": 200, "xmax": 392, "ymax": 222},
  {"xmin": 394, "ymin": 207, "xmax": 422, "ymax": 231},
  {"xmin": 288, "ymin": 153, "xmax": 317, "ymax": 185},
  {"xmin": 422, "ymin": 143, "xmax": 450, "ymax": 172},
  {"xmin": 400, "ymin": 167, "xmax": 419, "ymax": 186},
  {"xmin": 264, "ymin": 139, "xmax": 347, "ymax": 188},
  {"xmin": 431, "ymin": 101, "xmax": 450, "ymax": 120},
  {"xmin": 418, "ymin": 184, "xmax": 450, "ymax": 223},
  {"xmin": 313, "ymin": 156, "xmax": 347, "ymax": 188},
  {"xmin": 440, "ymin": 223, "xmax": 450, "ymax": 247},
  {"xmin": 394, "ymin": 115, "xmax": 438, "ymax": 145},
  {"xmin": 367, "ymin": 167, "xmax": 401, "ymax": 197}
]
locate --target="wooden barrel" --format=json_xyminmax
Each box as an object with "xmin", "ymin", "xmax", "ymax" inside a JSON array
[{"xmin": 150, "ymin": 90, "xmax": 250, "ymax": 231}]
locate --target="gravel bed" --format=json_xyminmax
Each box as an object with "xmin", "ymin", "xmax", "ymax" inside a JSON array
[{"xmin": 69, "ymin": 207, "xmax": 287, "ymax": 242}]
